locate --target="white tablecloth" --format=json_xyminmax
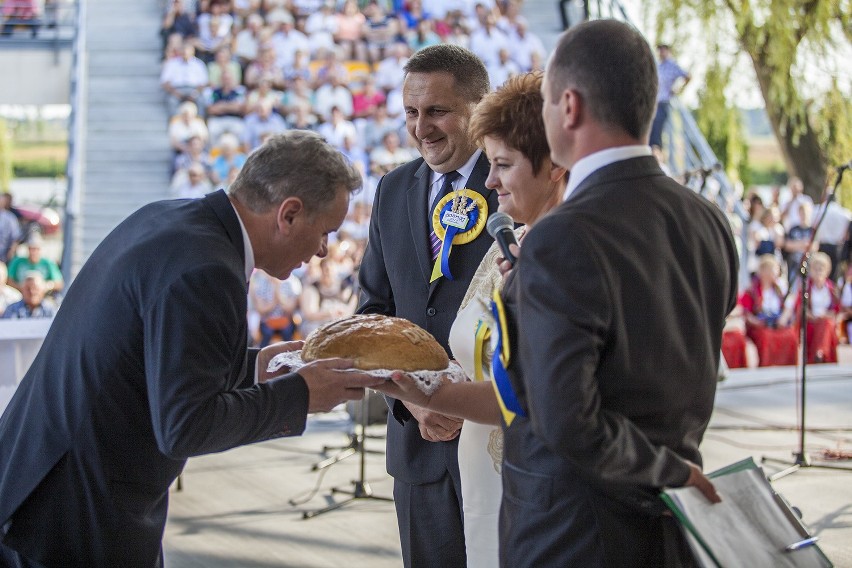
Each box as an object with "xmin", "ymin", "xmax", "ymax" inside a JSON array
[{"xmin": 0, "ymin": 318, "xmax": 51, "ymax": 415}]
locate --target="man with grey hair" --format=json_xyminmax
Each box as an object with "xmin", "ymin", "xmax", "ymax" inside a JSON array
[
  {"xmin": 0, "ymin": 131, "xmax": 383, "ymax": 567},
  {"xmin": 499, "ymin": 20, "xmax": 737, "ymax": 566}
]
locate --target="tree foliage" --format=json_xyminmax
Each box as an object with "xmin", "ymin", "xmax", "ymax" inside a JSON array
[
  {"xmin": 0, "ymin": 120, "xmax": 12, "ymax": 193},
  {"xmin": 653, "ymin": 0, "xmax": 851, "ymax": 200},
  {"xmin": 694, "ymin": 60, "xmax": 750, "ymax": 186}
]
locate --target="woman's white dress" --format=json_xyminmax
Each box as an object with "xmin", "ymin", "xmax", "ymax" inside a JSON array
[{"xmin": 448, "ymin": 238, "xmax": 514, "ymax": 568}]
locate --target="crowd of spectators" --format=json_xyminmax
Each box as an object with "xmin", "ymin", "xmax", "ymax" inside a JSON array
[
  {"xmin": 0, "ymin": 196, "xmax": 61, "ymax": 320},
  {"xmin": 721, "ymin": 177, "xmax": 852, "ymax": 368},
  {"xmin": 158, "ymin": 0, "xmax": 546, "ymax": 346}
]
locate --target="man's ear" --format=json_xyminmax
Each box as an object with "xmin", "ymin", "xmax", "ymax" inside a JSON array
[
  {"xmin": 550, "ymin": 164, "xmax": 568, "ymax": 183},
  {"xmin": 277, "ymin": 197, "xmax": 304, "ymax": 234},
  {"xmin": 562, "ymin": 88, "xmax": 582, "ymax": 130}
]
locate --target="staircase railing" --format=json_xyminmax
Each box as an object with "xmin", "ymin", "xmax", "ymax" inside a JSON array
[{"xmin": 59, "ymin": 0, "xmax": 85, "ymax": 281}]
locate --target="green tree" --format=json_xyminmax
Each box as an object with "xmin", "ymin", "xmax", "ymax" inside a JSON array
[
  {"xmin": 694, "ymin": 60, "xmax": 750, "ymax": 186},
  {"xmin": 0, "ymin": 119, "xmax": 12, "ymax": 193},
  {"xmin": 654, "ymin": 0, "xmax": 851, "ymax": 200},
  {"xmin": 813, "ymin": 80, "xmax": 852, "ymax": 204}
]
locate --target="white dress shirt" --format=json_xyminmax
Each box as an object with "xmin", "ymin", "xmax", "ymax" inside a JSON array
[
  {"xmin": 229, "ymin": 199, "xmax": 255, "ymax": 284},
  {"xmin": 428, "ymin": 149, "xmax": 482, "ymax": 214},
  {"xmin": 563, "ymin": 145, "xmax": 652, "ymax": 202}
]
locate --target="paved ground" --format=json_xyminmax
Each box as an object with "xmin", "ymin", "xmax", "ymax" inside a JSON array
[{"xmin": 163, "ymin": 364, "xmax": 852, "ymax": 567}]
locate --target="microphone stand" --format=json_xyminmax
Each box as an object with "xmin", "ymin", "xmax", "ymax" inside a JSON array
[
  {"xmin": 762, "ymin": 166, "xmax": 852, "ymax": 480},
  {"xmin": 301, "ymin": 392, "xmax": 393, "ymax": 519}
]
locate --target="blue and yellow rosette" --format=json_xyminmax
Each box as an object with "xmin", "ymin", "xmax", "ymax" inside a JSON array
[
  {"xmin": 430, "ymin": 189, "xmax": 488, "ymax": 283},
  {"xmin": 489, "ymin": 289, "xmax": 527, "ymax": 426}
]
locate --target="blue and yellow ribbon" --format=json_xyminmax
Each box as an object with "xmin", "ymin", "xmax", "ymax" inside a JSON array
[
  {"xmin": 430, "ymin": 189, "xmax": 487, "ymax": 282},
  {"xmin": 489, "ymin": 289, "xmax": 526, "ymax": 426}
]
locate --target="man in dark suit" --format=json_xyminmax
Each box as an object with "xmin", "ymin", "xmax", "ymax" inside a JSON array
[
  {"xmin": 498, "ymin": 21, "xmax": 738, "ymax": 567},
  {"xmin": 0, "ymin": 131, "xmax": 383, "ymax": 567},
  {"xmin": 358, "ymin": 44, "xmax": 497, "ymax": 567}
]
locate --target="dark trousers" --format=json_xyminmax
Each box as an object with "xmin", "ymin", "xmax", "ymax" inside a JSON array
[
  {"xmin": 650, "ymin": 101, "xmax": 671, "ymax": 148},
  {"xmin": 393, "ymin": 472, "xmax": 467, "ymax": 568}
]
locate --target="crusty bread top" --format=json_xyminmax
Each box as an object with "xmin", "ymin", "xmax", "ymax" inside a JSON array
[{"xmin": 301, "ymin": 314, "xmax": 450, "ymax": 372}]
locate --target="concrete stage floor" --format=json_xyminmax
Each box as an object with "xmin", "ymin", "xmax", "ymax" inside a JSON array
[{"xmin": 164, "ymin": 365, "xmax": 852, "ymax": 567}]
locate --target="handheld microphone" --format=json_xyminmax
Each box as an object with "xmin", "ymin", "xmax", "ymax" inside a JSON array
[{"xmin": 486, "ymin": 211, "xmax": 519, "ymax": 268}]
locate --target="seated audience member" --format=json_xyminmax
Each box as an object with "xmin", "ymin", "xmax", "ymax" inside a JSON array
[
  {"xmin": 281, "ymin": 75, "xmax": 314, "ymax": 114},
  {"xmin": 246, "ymin": 77, "xmax": 285, "ymax": 115},
  {"xmin": 469, "ymin": 13, "xmax": 508, "ymax": 67},
  {"xmin": 407, "ymin": 18, "xmax": 441, "ymax": 52},
  {"xmin": 210, "ymin": 133, "xmax": 247, "ymax": 184},
  {"xmin": 160, "ymin": 43, "xmax": 210, "ymax": 117},
  {"xmin": 721, "ymin": 309, "xmax": 748, "ymax": 369},
  {"xmin": 751, "ymin": 207, "xmax": 785, "ymax": 272},
  {"xmin": 242, "ymin": 100, "xmax": 288, "ymax": 151},
  {"xmin": 160, "ymin": 0, "xmax": 197, "ymax": 48},
  {"xmin": 1, "ymin": 0, "xmax": 41, "ymax": 38},
  {"xmin": 269, "ymin": 9, "xmax": 310, "ymax": 69},
  {"xmin": 195, "ymin": 0, "xmax": 233, "ymax": 61},
  {"xmin": 361, "ymin": 102, "xmax": 401, "ymax": 151},
  {"xmin": 312, "ymin": 50, "xmax": 347, "ymax": 88},
  {"xmin": 374, "ymin": 42, "xmax": 409, "ymax": 91},
  {"xmin": 304, "ymin": 1, "xmax": 338, "ymax": 55},
  {"xmin": 317, "ymin": 105, "xmax": 357, "ymax": 149},
  {"xmin": 287, "ymin": 104, "xmax": 319, "ymax": 131},
  {"xmin": 207, "ymin": 70, "xmax": 247, "ymax": 142},
  {"xmin": 351, "ymin": 75, "xmax": 386, "ymax": 120},
  {"xmin": 171, "ymin": 162, "xmax": 213, "ymax": 198},
  {"xmin": 2, "ymin": 271, "xmax": 56, "ymax": 319},
  {"xmin": 339, "ymin": 134, "xmax": 369, "ymax": 174},
  {"xmin": 0, "ymin": 261, "xmax": 22, "ymax": 317},
  {"xmin": 299, "ymin": 257, "xmax": 357, "ymax": 336},
  {"xmin": 487, "ymin": 47, "xmax": 520, "ymax": 89},
  {"xmin": 510, "ymin": 21, "xmax": 545, "ymax": 71},
  {"xmin": 244, "ymin": 46, "xmax": 287, "ymax": 90},
  {"xmin": 284, "ymin": 49, "xmax": 313, "ymax": 84},
  {"xmin": 207, "ymin": 46, "xmax": 242, "ymax": 88},
  {"xmin": 740, "ymin": 255, "xmax": 798, "ymax": 366},
  {"xmin": 783, "ymin": 202, "xmax": 816, "ymax": 279},
  {"xmin": 0, "ymin": 192, "xmax": 22, "ymax": 262},
  {"xmin": 840, "ymin": 263, "xmax": 852, "ymax": 343},
  {"xmin": 233, "ymin": 13, "xmax": 264, "ymax": 66},
  {"xmin": 314, "ymin": 73, "xmax": 354, "ymax": 120},
  {"xmin": 249, "ymin": 270, "xmax": 302, "ymax": 347},
  {"xmin": 781, "ymin": 252, "xmax": 840, "ymax": 363},
  {"xmin": 369, "ymin": 130, "xmax": 411, "ymax": 175},
  {"xmin": 362, "ymin": 0, "xmax": 398, "ymax": 62},
  {"xmin": 334, "ymin": 0, "xmax": 366, "ymax": 60},
  {"xmin": 8, "ymin": 233, "xmax": 63, "ymax": 294},
  {"xmin": 169, "ymin": 101, "xmax": 209, "ymax": 153},
  {"xmin": 173, "ymin": 135, "xmax": 211, "ymax": 174}
]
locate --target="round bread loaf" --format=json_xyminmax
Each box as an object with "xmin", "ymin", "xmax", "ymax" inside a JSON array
[{"xmin": 301, "ymin": 314, "xmax": 450, "ymax": 371}]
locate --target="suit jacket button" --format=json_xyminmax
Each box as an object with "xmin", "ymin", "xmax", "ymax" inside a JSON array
[{"xmin": 426, "ymin": 307, "xmax": 436, "ymax": 316}]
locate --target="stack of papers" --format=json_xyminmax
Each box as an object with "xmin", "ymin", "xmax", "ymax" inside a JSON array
[{"xmin": 662, "ymin": 458, "xmax": 832, "ymax": 567}]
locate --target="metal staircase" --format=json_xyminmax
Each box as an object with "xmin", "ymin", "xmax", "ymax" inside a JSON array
[{"xmin": 61, "ymin": 0, "xmax": 172, "ymax": 278}]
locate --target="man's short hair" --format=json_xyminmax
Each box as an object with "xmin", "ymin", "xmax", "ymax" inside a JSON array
[
  {"xmin": 403, "ymin": 44, "xmax": 490, "ymax": 104},
  {"xmin": 547, "ymin": 20, "xmax": 657, "ymax": 140},
  {"xmin": 229, "ymin": 130, "xmax": 362, "ymax": 215},
  {"xmin": 469, "ymin": 71, "xmax": 550, "ymax": 176}
]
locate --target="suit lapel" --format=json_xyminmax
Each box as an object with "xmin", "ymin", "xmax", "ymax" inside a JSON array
[{"xmin": 407, "ymin": 160, "xmax": 434, "ymax": 283}]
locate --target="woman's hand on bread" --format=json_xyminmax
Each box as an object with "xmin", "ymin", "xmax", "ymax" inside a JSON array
[
  {"xmin": 257, "ymin": 340, "xmax": 304, "ymax": 383},
  {"xmin": 299, "ymin": 358, "xmax": 385, "ymax": 413},
  {"xmin": 374, "ymin": 371, "xmax": 432, "ymax": 407}
]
